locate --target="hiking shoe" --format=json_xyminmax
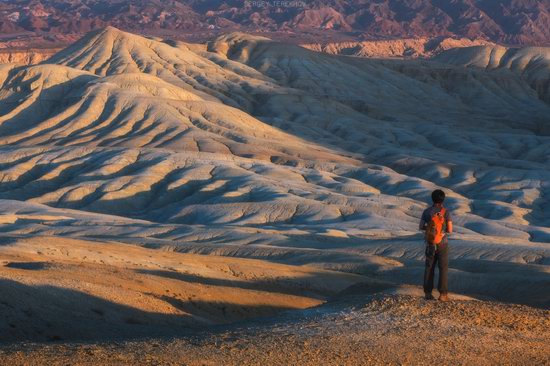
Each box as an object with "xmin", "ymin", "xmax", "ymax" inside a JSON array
[
  {"xmin": 425, "ymin": 293, "xmax": 435, "ymax": 300},
  {"xmin": 439, "ymin": 293, "xmax": 450, "ymax": 302}
]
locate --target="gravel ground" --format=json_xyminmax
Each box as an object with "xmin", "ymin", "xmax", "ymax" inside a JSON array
[{"xmin": 2, "ymin": 294, "xmax": 549, "ymax": 366}]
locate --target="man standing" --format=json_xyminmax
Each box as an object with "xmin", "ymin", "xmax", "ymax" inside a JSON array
[{"xmin": 419, "ymin": 189, "xmax": 453, "ymax": 301}]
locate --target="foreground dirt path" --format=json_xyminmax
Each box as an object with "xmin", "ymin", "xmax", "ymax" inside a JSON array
[{"xmin": 2, "ymin": 294, "xmax": 548, "ymax": 366}]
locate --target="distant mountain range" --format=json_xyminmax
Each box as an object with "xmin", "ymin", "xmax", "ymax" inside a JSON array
[{"xmin": 0, "ymin": 0, "xmax": 549, "ymax": 45}]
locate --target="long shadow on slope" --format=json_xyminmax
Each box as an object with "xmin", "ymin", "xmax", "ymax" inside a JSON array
[
  {"xmin": 0, "ymin": 148, "xmax": 55, "ymax": 172},
  {"xmin": 523, "ymin": 184, "xmax": 550, "ymax": 238},
  {"xmin": 0, "ymin": 237, "xmax": 18, "ymax": 246},
  {"xmin": 0, "ymin": 278, "xmax": 296, "ymax": 344},
  {"xmin": 71, "ymin": 177, "xmax": 287, "ymax": 222},
  {"xmin": 165, "ymin": 233, "xmax": 550, "ymax": 308},
  {"xmin": 0, "ymin": 155, "xmax": 291, "ymax": 223},
  {"xmin": 0, "ymin": 72, "xmax": 96, "ymax": 136},
  {"xmin": 135, "ymin": 269, "xmax": 328, "ymax": 299},
  {"xmin": 0, "ymin": 149, "xmax": 116, "ymax": 198}
]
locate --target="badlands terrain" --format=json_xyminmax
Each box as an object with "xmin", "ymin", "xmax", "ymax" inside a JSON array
[{"xmin": 0, "ymin": 27, "xmax": 549, "ymax": 364}]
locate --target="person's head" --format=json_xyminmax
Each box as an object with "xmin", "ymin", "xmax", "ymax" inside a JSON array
[{"xmin": 431, "ymin": 189, "xmax": 445, "ymax": 205}]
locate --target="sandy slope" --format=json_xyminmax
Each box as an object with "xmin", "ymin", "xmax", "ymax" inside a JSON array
[{"xmin": 0, "ymin": 235, "xmax": 364, "ymax": 342}]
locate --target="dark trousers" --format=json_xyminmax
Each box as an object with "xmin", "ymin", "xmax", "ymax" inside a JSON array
[{"xmin": 423, "ymin": 241, "xmax": 448, "ymax": 294}]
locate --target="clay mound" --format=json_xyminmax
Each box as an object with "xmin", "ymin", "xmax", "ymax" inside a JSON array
[
  {"xmin": 0, "ymin": 64, "xmax": 347, "ymax": 165},
  {"xmin": 209, "ymin": 32, "xmax": 547, "ymax": 123},
  {"xmin": 434, "ymin": 46, "xmax": 550, "ymax": 102},
  {"xmin": 45, "ymin": 27, "xmax": 279, "ymax": 111}
]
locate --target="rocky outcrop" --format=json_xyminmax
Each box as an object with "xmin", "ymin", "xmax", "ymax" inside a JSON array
[
  {"xmin": 0, "ymin": 48, "xmax": 60, "ymax": 65},
  {"xmin": 301, "ymin": 38, "xmax": 495, "ymax": 59}
]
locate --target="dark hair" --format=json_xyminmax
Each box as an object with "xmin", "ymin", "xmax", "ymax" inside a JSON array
[{"xmin": 431, "ymin": 189, "xmax": 445, "ymax": 204}]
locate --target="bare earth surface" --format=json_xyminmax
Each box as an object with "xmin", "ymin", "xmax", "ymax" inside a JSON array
[
  {"xmin": 0, "ymin": 236, "xmax": 364, "ymax": 342},
  {"xmin": 0, "ymin": 236, "xmax": 547, "ymax": 364},
  {"xmin": 1, "ymin": 294, "xmax": 548, "ymax": 366}
]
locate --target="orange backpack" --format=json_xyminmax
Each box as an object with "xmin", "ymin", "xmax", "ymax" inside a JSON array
[{"xmin": 425, "ymin": 208, "xmax": 446, "ymax": 245}]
